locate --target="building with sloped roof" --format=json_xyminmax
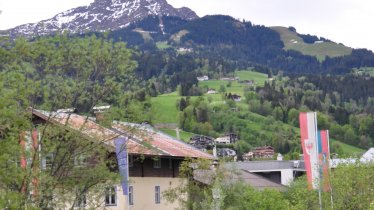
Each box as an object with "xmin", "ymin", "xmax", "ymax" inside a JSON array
[
  {"xmin": 193, "ymin": 167, "xmax": 285, "ymax": 191},
  {"xmin": 189, "ymin": 135, "xmax": 215, "ymax": 150},
  {"xmin": 253, "ymin": 146, "xmax": 275, "ymax": 159},
  {"xmin": 29, "ymin": 108, "xmax": 214, "ymax": 210},
  {"xmin": 225, "ymin": 160, "xmax": 306, "ymax": 186}
]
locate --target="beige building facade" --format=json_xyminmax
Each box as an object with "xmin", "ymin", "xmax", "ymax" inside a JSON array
[{"xmin": 102, "ymin": 177, "xmax": 185, "ymax": 210}]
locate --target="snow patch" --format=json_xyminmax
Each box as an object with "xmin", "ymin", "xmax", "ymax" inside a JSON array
[
  {"xmin": 146, "ymin": 2, "xmax": 160, "ymax": 15},
  {"xmin": 119, "ymin": 23, "xmax": 130, "ymax": 28},
  {"xmin": 56, "ymin": 12, "xmax": 80, "ymax": 28}
]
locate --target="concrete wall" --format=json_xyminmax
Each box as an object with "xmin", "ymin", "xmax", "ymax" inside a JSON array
[{"xmin": 280, "ymin": 169, "xmax": 294, "ymax": 186}]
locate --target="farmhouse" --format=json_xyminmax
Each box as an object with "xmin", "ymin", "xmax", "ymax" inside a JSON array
[
  {"xmin": 27, "ymin": 108, "xmax": 214, "ymax": 210},
  {"xmin": 253, "ymin": 146, "xmax": 275, "ymax": 159},
  {"xmin": 242, "ymin": 151, "xmax": 254, "ymax": 161},
  {"xmin": 215, "ymin": 133, "xmax": 238, "ymax": 145},
  {"xmin": 207, "ymin": 88, "xmax": 217, "ymax": 94},
  {"xmin": 197, "ymin": 75, "xmax": 209, "ymax": 81},
  {"xmin": 215, "ymin": 136, "xmax": 230, "ymax": 144},
  {"xmin": 217, "ymin": 148, "xmax": 237, "ymax": 157},
  {"xmin": 232, "ymin": 94, "xmax": 242, "ymax": 102},
  {"xmin": 177, "ymin": 47, "xmax": 193, "ymax": 53},
  {"xmin": 189, "ymin": 135, "xmax": 215, "ymax": 150},
  {"xmin": 242, "ymin": 79, "xmax": 255, "ymax": 86}
]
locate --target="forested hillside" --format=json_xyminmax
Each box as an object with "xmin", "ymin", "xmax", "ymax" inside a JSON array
[
  {"xmin": 1, "ymin": 14, "xmax": 373, "ymax": 159},
  {"xmin": 100, "ymin": 15, "xmax": 374, "ymax": 75}
]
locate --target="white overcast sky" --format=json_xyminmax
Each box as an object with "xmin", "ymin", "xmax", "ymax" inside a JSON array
[{"xmin": 0, "ymin": 0, "xmax": 373, "ymax": 51}]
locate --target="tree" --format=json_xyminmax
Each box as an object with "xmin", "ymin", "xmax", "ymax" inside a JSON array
[
  {"xmin": 272, "ymin": 106, "xmax": 284, "ymax": 121},
  {"xmin": 285, "ymin": 162, "xmax": 374, "ymax": 210},
  {"xmin": 287, "ymin": 108, "xmax": 299, "ymax": 127},
  {"xmin": 0, "ymin": 34, "xmax": 137, "ymax": 208},
  {"xmin": 219, "ymin": 84, "xmax": 226, "ymax": 93}
]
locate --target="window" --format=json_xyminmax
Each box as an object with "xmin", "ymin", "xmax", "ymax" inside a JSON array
[
  {"xmin": 153, "ymin": 158, "xmax": 161, "ymax": 168},
  {"xmin": 74, "ymin": 193, "xmax": 86, "ymax": 208},
  {"xmin": 105, "ymin": 187, "xmax": 117, "ymax": 206},
  {"xmin": 42, "ymin": 153, "xmax": 54, "ymax": 170},
  {"xmin": 74, "ymin": 154, "xmax": 86, "ymax": 167},
  {"xmin": 128, "ymin": 155, "xmax": 133, "ymax": 167},
  {"xmin": 169, "ymin": 158, "xmax": 172, "ymax": 169},
  {"xmin": 128, "ymin": 186, "xmax": 134, "ymax": 205},
  {"xmin": 155, "ymin": 186, "xmax": 160, "ymax": 204}
]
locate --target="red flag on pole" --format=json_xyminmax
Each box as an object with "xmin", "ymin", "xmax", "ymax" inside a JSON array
[
  {"xmin": 299, "ymin": 112, "xmax": 319, "ymax": 189},
  {"xmin": 317, "ymin": 130, "xmax": 330, "ymax": 192}
]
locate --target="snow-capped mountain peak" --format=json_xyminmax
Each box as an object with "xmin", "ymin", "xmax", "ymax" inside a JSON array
[{"xmin": 8, "ymin": 0, "xmax": 198, "ymax": 38}]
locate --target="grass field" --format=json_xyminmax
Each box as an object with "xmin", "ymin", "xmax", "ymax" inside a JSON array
[
  {"xmin": 199, "ymin": 80, "xmax": 243, "ymax": 95},
  {"xmin": 353, "ymin": 67, "xmax": 374, "ymax": 77},
  {"xmin": 199, "ymin": 70, "xmax": 268, "ymax": 96},
  {"xmin": 235, "ymin": 70, "xmax": 268, "ymax": 87},
  {"xmin": 159, "ymin": 128, "xmax": 195, "ymax": 142},
  {"xmin": 271, "ymin": 26, "xmax": 352, "ymax": 61},
  {"xmin": 156, "ymin": 41, "xmax": 172, "ymax": 50},
  {"xmin": 151, "ymin": 93, "xmax": 180, "ymax": 124},
  {"xmin": 330, "ymin": 139, "xmax": 365, "ymax": 155}
]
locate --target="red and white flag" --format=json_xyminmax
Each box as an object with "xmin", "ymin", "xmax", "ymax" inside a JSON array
[
  {"xmin": 299, "ymin": 112, "xmax": 319, "ymax": 189},
  {"xmin": 317, "ymin": 130, "xmax": 330, "ymax": 192}
]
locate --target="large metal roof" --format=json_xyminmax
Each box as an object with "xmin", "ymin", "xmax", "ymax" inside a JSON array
[{"xmin": 113, "ymin": 122, "xmax": 214, "ymax": 159}]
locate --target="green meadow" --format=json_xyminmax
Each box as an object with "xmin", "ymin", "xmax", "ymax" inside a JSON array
[
  {"xmin": 149, "ymin": 70, "xmax": 364, "ymax": 155},
  {"xmin": 235, "ymin": 70, "xmax": 269, "ymax": 87},
  {"xmin": 159, "ymin": 128, "xmax": 195, "ymax": 142},
  {"xmin": 271, "ymin": 26, "xmax": 352, "ymax": 62}
]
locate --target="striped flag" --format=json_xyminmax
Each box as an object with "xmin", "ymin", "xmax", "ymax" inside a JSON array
[
  {"xmin": 317, "ymin": 130, "xmax": 330, "ymax": 192},
  {"xmin": 114, "ymin": 137, "xmax": 129, "ymax": 195},
  {"xmin": 299, "ymin": 112, "xmax": 319, "ymax": 189}
]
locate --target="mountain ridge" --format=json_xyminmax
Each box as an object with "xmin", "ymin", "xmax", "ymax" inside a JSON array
[{"xmin": 7, "ymin": 0, "xmax": 198, "ymax": 38}]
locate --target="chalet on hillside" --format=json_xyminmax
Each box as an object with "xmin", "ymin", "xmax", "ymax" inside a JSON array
[
  {"xmin": 197, "ymin": 75, "xmax": 209, "ymax": 81},
  {"xmin": 226, "ymin": 93, "xmax": 242, "ymax": 102},
  {"xmin": 177, "ymin": 47, "xmax": 193, "ymax": 53},
  {"xmin": 189, "ymin": 135, "xmax": 215, "ymax": 150},
  {"xmin": 215, "ymin": 133, "xmax": 238, "ymax": 145},
  {"xmin": 242, "ymin": 151, "xmax": 254, "ymax": 161},
  {"xmin": 232, "ymin": 94, "xmax": 242, "ymax": 102},
  {"xmin": 207, "ymin": 88, "xmax": 217, "ymax": 94},
  {"xmin": 241, "ymin": 79, "xmax": 255, "ymax": 86},
  {"xmin": 28, "ymin": 108, "xmax": 214, "ymax": 210},
  {"xmin": 217, "ymin": 148, "xmax": 237, "ymax": 157},
  {"xmin": 253, "ymin": 146, "xmax": 275, "ymax": 159}
]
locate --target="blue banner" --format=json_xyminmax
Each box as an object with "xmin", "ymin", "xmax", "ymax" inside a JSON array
[{"xmin": 115, "ymin": 137, "xmax": 129, "ymax": 195}]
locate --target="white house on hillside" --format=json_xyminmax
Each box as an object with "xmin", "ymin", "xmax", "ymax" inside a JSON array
[{"xmin": 197, "ymin": 75, "xmax": 209, "ymax": 81}]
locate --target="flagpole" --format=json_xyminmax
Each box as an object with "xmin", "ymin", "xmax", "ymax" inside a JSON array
[
  {"xmin": 326, "ymin": 130, "xmax": 334, "ymax": 210},
  {"xmin": 318, "ymin": 185, "xmax": 322, "ymax": 210},
  {"xmin": 314, "ymin": 113, "xmax": 322, "ymax": 210},
  {"xmin": 126, "ymin": 150, "xmax": 130, "ymax": 210}
]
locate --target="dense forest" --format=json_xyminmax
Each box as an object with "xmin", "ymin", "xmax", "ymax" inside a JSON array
[{"xmin": 257, "ymin": 74, "xmax": 374, "ymax": 148}]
